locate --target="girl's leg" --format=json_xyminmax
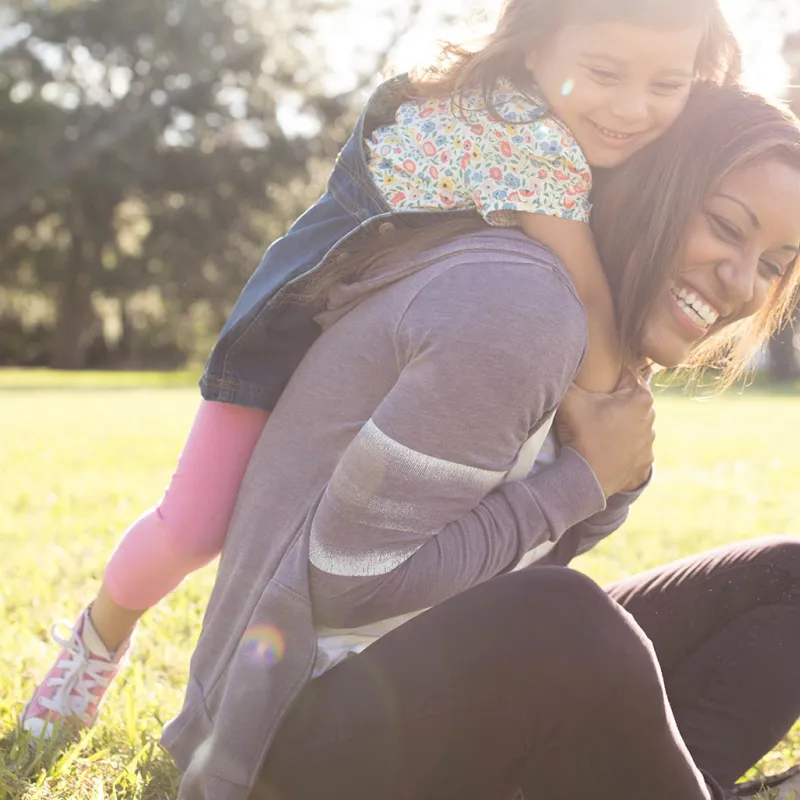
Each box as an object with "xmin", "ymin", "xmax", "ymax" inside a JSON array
[
  {"xmin": 254, "ymin": 567, "xmax": 720, "ymax": 800},
  {"xmin": 605, "ymin": 536, "xmax": 800, "ymax": 790},
  {"xmin": 22, "ymin": 400, "xmax": 268, "ymax": 738},
  {"xmin": 97, "ymin": 399, "xmax": 269, "ymax": 646}
]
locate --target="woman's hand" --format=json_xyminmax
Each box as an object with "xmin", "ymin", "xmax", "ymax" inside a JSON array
[{"xmin": 555, "ymin": 369, "xmax": 655, "ymax": 498}]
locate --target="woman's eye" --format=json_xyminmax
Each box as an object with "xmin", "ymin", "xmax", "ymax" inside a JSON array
[
  {"xmin": 709, "ymin": 214, "xmax": 742, "ymax": 243},
  {"xmin": 759, "ymin": 260, "xmax": 784, "ymax": 280},
  {"xmin": 588, "ymin": 68, "xmax": 618, "ymax": 83}
]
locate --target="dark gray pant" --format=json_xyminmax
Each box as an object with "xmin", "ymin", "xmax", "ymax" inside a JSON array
[{"xmin": 254, "ymin": 537, "xmax": 800, "ymax": 800}]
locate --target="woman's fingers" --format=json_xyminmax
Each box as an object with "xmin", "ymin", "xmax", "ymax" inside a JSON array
[{"xmin": 555, "ymin": 375, "xmax": 656, "ymax": 498}]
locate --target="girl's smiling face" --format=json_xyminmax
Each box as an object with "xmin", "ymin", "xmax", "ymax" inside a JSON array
[{"xmin": 527, "ymin": 20, "xmax": 703, "ymax": 168}]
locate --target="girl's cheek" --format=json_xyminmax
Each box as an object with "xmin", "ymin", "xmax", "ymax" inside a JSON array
[{"xmin": 661, "ymin": 92, "xmax": 692, "ymax": 127}]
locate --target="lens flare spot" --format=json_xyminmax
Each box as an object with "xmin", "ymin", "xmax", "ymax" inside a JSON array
[
  {"xmin": 241, "ymin": 624, "xmax": 286, "ymax": 665},
  {"xmin": 561, "ymin": 79, "xmax": 575, "ymax": 97}
]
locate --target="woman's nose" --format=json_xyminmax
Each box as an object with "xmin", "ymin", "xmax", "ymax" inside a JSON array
[{"xmin": 716, "ymin": 255, "xmax": 757, "ymax": 308}]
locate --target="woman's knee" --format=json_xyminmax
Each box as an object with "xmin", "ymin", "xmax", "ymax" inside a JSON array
[
  {"xmin": 718, "ymin": 536, "xmax": 800, "ymax": 591},
  {"xmin": 505, "ymin": 568, "xmax": 666, "ymax": 714},
  {"xmin": 514, "ymin": 569, "xmax": 658, "ymax": 670},
  {"xmin": 511, "ymin": 566, "xmax": 621, "ymax": 629},
  {"xmin": 752, "ymin": 536, "xmax": 800, "ymax": 575}
]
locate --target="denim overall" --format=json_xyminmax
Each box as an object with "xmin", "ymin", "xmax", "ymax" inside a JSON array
[{"xmin": 200, "ymin": 74, "xmax": 482, "ymax": 411}]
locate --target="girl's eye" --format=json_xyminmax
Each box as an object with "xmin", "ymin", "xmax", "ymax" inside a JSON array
[
  {"xmin": 652, "ymin": 81, "xmax": 686, "ymax": 95},
  {"xmin": 709, "ymin": 214, "xmax": 742, "ymax": 243},
  {"xmin": 587, "ymin": 67, "xmax": 619, "ymax": 83}
]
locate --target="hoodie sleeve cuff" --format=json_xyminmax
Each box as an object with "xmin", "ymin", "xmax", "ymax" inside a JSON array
[
  {"xmin": 522, "ymin": 446, "xmax": 607, "ymax": 540},
  {"xmin": 604, "ymin": 468, "xmax": 652, "ymax": 512}
]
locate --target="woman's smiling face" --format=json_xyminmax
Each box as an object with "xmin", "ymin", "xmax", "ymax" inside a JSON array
[{"xmin": 640, "ymin": 158, "xmax": 800, "ymax": 367}]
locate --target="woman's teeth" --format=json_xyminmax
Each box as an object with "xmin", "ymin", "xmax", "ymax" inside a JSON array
[{"xmin": 672, "ymin": 287, "xmax": 719, "ymax": 329}]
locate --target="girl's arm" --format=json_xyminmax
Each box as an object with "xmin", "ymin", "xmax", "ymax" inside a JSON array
[
  {"xmin": 519, "ymin": 212, "xmax": 623, "ymax": 393},
  {"xmin": 464, "ymin": 111, "xmax": 623, "ymax": 393}
]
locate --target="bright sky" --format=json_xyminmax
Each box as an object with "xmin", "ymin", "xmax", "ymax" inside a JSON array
[
  {"xmin": 721, "ymin": 0, "xmax": 800, "ymax": 98},
  {"xmin": 4, "ymin": 0, "xmax": 799, "ymax": 141},
  {"xmin": 325, "ymin": 0, "xmax": 800, "ymax": 100}
]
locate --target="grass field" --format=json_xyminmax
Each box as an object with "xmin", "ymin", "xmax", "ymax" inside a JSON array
[{"xmin": 1, "ymin": 368, "xmax": 798, "ymax": 799}]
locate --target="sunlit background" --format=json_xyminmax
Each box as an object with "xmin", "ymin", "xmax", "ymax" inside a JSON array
[
  {"xmin": 322, "ymin": 0, "xmax": 800, "ymax": 98},
  {"xmin": 2, "ymin": 4, "xmax": 800, "ymax": 796},
  {"xmin": 720, "ymin": 0, "xmax": 800, "ymax": 95},
  {"xmin": 1, "ymin": 0, "xmax": 799, "ymax": 375}
]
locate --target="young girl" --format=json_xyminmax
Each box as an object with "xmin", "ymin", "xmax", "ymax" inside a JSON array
[{"xmin": 22, "ymin": 0, "xmax": 740, "ymax": 739}]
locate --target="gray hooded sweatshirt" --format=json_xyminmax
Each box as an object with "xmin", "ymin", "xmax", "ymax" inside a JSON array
[{"xmin": 161, "ymin": 229, "xmax": 646, "ymax": 799}]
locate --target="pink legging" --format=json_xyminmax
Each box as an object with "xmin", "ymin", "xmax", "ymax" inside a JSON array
[{"xmin": 104, "ymin": 400, "xmax": 269, "ymax": 611}]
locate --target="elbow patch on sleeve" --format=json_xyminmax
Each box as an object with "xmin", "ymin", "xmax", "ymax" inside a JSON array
[{"xmin": 309, "ymin": 419, "xmax": 506, "ymax": 577}]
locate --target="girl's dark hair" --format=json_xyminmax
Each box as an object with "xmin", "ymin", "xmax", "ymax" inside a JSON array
[
  {"xmin": 411, "ymin": 0, "xmax": 741, "ymax": 117},
  {"xmin": 590, "ymin": 82, "xmax": 800, "ymax": 387}
]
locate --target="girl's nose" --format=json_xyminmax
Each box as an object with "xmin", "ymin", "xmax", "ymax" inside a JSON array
[{"xmin": 610, "ymin": 92, "xmax": 649, "ymax": 124}]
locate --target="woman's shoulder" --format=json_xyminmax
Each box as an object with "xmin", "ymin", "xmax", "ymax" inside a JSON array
[
  {"xmin": 401, "ymin": 229, "xmax": 588, "ymax": 361},
  {"xmin": 416, "ymin": 228, "xmax": 582, "ymax": 296}
]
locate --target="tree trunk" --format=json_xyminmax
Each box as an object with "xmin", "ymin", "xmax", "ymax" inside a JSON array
[{"xmin": 51, "ymin": 227, "xmax": 94, "ymax": 369}]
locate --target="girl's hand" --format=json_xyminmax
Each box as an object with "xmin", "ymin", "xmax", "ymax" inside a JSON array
[{"xmin": 555, "ymin": 368, "xmax": 655, "ymax": 498}]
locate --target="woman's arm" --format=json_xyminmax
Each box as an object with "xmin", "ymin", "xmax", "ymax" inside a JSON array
[
  {"xmin": 311, "ymin": 447, "xmax": 603, "ymax": 627},
  {"xmin": 572, "ymin": 479, "xmax": 651, "ymax": 557},
  {"xmin": 307, "ymin": 256, "xmax": 630, "ymax": 628}
]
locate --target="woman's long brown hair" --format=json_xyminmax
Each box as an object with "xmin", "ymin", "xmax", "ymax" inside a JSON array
[
  {"xmin": 410, "ymin": 0, "xmax": 741, "ymax": 118},
  {"xmin": 591, "ymin": 82, "xmax": 800, "ymax": 388},
  {"xmin": 303, "ymin": 83, "xmax": 800, "ymax": 388}
]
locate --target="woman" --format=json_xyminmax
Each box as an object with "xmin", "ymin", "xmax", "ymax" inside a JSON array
[{"xmin": 162, "ymin": 84, "xmax": 800, "ymax": 800}]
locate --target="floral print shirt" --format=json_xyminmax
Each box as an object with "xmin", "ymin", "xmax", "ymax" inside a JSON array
[{"xmin": 366, "ymin": 79, "xmax": 592, "ymax": 227}]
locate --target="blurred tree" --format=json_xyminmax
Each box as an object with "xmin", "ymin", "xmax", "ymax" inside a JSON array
[
  {"xmin": 0, "ymin": 0, "xmax": 417, "ymax": 367},
  {"xmin": 768, "ymin": 29, "xmax": 800, "ymax": 381}
]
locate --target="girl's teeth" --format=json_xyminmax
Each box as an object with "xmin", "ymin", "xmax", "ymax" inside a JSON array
[{"xmin": 598, "ymin": 126, "xmax": 629, "ymax": 139}]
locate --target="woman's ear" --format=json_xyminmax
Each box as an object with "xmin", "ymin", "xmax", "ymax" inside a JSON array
[{"xmin": 524, "ymin": 50, "xmax": 538, "ymax": 75}]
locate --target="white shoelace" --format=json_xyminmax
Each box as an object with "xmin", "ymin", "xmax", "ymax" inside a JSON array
[{"xmin": 37, "ymin": 622, "xmax": 112, "ymax": 723}]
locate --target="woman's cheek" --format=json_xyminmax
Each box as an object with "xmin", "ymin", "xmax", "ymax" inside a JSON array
[
  {"xmin": 750, "ymin": 280, "xmax": 774, "ymax": 316},
  {"xmin": 718, "ymin": 283, "xmax": 769, "ymax": 329},
  {"xmin": 681, "ymin": 221, "xmax": 722, "ymax": 268}
]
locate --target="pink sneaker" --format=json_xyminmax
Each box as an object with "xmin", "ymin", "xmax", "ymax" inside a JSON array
[{"xmin": 22, "ymin": 608, "xmax": 130, "ymax": 740}]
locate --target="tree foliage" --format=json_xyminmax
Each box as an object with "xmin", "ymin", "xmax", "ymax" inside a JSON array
[
  {"xmin": 0, "ymin": 0, "xmax": 413, "ymax": 367},
  {"xmin": 1, "ymin": 1, "xmax": 797, "ymax": 375}
]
